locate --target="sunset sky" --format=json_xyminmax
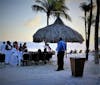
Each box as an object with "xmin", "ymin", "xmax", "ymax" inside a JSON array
[{"xmin": 0, "ymin": 0, "xmax": 99, "ymax": 49}]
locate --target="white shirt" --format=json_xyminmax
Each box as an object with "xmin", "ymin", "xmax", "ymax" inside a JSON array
[{"xmin": 0, "ymin": 43, "xmax": 6, "ymax": 54}]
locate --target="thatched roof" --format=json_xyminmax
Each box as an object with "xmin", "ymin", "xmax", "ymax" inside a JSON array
[{"xmin": 33, "ymin": 17, "xmax": 84, "ymax": 43}]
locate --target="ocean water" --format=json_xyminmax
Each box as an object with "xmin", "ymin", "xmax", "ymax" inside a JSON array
[
  {"xmin": 25, "ymin": 42, "xmax": 87, "ymax": 52},
  {"xmin": 0, "ymin": 41, "xmax": 90, "ymax": 53}
]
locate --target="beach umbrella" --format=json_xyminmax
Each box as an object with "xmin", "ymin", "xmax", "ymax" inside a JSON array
[{"xmin": 33, "ymin": 17, "xmax": 84, "ymax": 43}]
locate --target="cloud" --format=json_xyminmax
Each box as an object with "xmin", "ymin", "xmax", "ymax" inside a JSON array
[{"xmin": 25, "ymin": 16, "xmax": 41, "ymax": 29}]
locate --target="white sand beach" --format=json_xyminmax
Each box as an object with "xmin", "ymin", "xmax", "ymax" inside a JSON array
[{"xmin": 0, "ymin": 53, "xmax": 100, "ymax": 85}]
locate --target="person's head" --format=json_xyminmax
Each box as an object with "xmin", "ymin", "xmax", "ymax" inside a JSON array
[
  {"xmin": 20, "ymin": 43, "xmax": 22, "ymax": 46},
  {"xmin": 44, "ymin": 48, "xmax": 47, "ymax": 52},
  {"xmin": 13, "ymin": 41, "xmax": 18, "ymax": 46},
  {"xmin": 14, "ymin": 41, "xmax": 18, "ymax": 44},
  {"xmin": 7, "ymin": 41, "xmax": 11, "ymax": 45},
  {"xmin": 38, "ymin": 49, "xmax": 41, "ymax": 53},
  {"xmin": 59, "ymin": 37, "xmax": 62, "ymax": 41},
  {"xmin": 3, "ymin": 42, "xmax": 5, "ymax": 44},
  {"xmin": 23, "ymin": 42, "xmax": 26, "ymax": 46}
]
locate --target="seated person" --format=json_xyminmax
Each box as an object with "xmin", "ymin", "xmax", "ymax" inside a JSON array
[
  {"xmin": 69, "ymin": 50, "xmax": 73, "ymax": 54},
  {"xmin": 34, "ymin": 49, "xmax": 42, "ymax": 64},
  {"xmin": 22, "ymin": 42, "xmax": 28, "ymax": 52},
  {"xmin": 79, "ymin": 50, "xmax": 82, "ymax": 53},
  {"xmin": 43, "ymin": 48, "xmax": 52, "ymax": 63},
  {"xmin": 44, "ymin": 43, "xmax": 52, "ymax": 52}
]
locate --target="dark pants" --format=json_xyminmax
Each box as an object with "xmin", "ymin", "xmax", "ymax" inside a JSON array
[{"xmin": 57, "ymin": 51, "xmax": 64, "ymax": 70}]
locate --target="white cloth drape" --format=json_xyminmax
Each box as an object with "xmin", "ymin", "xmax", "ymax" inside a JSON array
[
  {"xmin": 17, "ymin": 51, "xmax": 23, "ymax": 66},
  {"xmin": 0, "ymin": 43, "xmax": 6, "ymax": 54},
  {"xmin": 5, "ymin": 50, "xmax": 12, "ymax": 64},
  {"xmin": 9, "ymin": 48, "xmax": 18, "ymax": 66}
]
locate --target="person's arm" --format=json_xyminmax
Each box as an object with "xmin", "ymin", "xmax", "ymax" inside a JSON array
[
  {"xmin": 5, "ymin": 45, "xmax": 9, "ymax": 50},
  {"xmin": 64, "ymin": 42, "xmax": 66, "ymax": 51}
]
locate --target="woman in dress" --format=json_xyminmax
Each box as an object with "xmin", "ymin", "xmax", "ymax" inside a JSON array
[
  {"xmin": 9, "ymin": 42, "xmax": 18, "ymax": 66},
  {"xmin": 5, "ymin": 41, "xmax": 12, "ymax": 64}
]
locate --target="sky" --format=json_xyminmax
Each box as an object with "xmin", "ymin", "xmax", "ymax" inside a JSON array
[{"xmin": 0, "ymin": 0, "xmax": 99, "ymax": 49}]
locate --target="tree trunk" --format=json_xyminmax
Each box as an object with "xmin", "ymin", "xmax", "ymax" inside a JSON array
[
  {"xmin": 86, "ymin": 39, "xmax": 89, "ymax": 60},
  {"xmin": 86, "ymin": 0, "xmax": 93, "ymax": 60},
  {"xmin": 47, "ymin": 13, "xmax": 50, "ymax": 26},
  {"xmin": 85, "ymin": 11, "xmax": 89, "ymax": 60},
  {"xmin": 94, "ymin": 0, "xmax": 99, "ymax": 64}
]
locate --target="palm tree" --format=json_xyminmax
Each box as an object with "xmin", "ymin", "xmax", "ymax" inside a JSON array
[
  {"xmin": 86, "ymin": 0, "xmax": 93, "ymax": 60},
  {"xmin": 51, "ymin": 0, "xmax": 71, "ymax": 21},
  {"xmin": 32, "ymin": 0, "xmax": 71, "ymax": 26},
  {"xmin": 80, "ymin": 2, "xmax": 90, "ymax": 34},
  {"xmin": 80, "ymin": 2, "xmax": 91, "ymax": 60},
  {"xmin": 94, "ymin": 0, "xmax": 100, "ymax": 64},
  {"xmin": 32, "ymin": 0, "xmax": 54, "ymax": 25}
]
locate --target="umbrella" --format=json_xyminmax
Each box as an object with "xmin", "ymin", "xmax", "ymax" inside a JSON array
[{"xmin": 33, "ymin": 17, "xmax": 84, "ymax": 43}]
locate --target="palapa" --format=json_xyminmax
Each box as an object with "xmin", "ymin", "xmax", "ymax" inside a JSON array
[{"xmin": 33, "ymin": 17, "xmax": 84, "ymax": 43}]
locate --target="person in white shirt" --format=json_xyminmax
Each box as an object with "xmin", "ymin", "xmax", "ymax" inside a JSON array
[
  {"xmin": 0, "ymin": 42, "xmax": 6, "ymax": 54},
  {"xmin": 5, "ymin": 41, "xmax": 12, "ymax": 64},
  {"xmin": 9, "ymin": 42, "xmax": 18, "ymax": 66},
  {"xmin": 18, "ymin": 44, "xmax": 23, "ymax": 66}
]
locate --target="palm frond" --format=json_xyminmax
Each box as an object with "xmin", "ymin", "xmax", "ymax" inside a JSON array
[
  {"xmin": 80, "ymin": 2, "xmax": 90, "ymax": 12},
  {"xmin": 32, "ymin": 0, "xmax": 71, "ymax": 24},
  {"xmin": 62, "ymin": 11, "xmax": 71, "ymax": 21},
  {"xmin": 32, "ymin": 5, "xmax": 46, "ymax": 12}
]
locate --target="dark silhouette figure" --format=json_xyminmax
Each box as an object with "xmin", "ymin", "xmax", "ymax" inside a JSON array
[{"xmin": 56, "ymin": 38, "xmax": 66, "ymax": 71}]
